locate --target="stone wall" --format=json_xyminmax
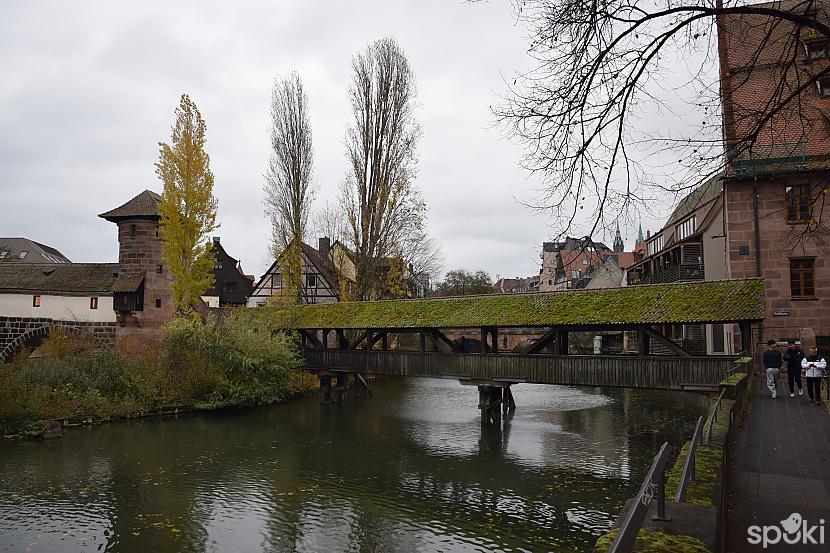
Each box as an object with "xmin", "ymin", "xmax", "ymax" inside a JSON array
[
  {"xmin": 725, "ymin": 175, "xmax": 830, "ymax": 347},
  {"xmin": 0, "ymin": 316, "xmax": 117, "ymax": 362}
]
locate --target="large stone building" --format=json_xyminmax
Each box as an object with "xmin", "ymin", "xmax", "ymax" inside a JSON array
[{"xmin": 718, "ymin": 0, "xmax": 830, "ymax": 349}]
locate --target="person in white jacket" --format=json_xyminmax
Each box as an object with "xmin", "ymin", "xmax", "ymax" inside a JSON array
[{"xmin": 801, "ymin": 346, "xmax": 827, "ymax": 405}]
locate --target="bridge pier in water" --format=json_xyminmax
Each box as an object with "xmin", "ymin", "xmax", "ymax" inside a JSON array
[{"xmin": 471, "ymin": 381, "xmax": 516, "ymax": 425}]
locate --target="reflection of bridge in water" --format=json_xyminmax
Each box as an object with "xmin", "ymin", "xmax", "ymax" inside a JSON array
[{"xmin": 267, "ymin": 279, "xmax": 764, "ymax": 423}]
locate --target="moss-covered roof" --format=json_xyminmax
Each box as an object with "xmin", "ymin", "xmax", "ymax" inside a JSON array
[{"xmin": 262, "ymin": 278, "xmax": 765, "ymax": 330}]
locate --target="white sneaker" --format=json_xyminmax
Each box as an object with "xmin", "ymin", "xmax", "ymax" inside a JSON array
[
  {"xmin": 790, "ymin": 393, "xmax": 795, "ymax": 397},
  {"xmin": 772, "ymin": 393, "xmax": 777, "ymax": 399},
  {"xmin": 799, "ymin": 388, "xmax": 804, "ymax": 396}
]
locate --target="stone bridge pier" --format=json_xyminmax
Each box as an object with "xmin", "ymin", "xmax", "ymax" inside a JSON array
[{"xmin": 0, "ymin": 316, "xmax": 117, "ymax": 362}]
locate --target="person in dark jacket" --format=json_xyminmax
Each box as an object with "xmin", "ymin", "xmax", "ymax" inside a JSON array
[
  {"xmin": 782, "ymin": 340, "xmax": 804, "ymax": 397},
  {"xmin": 801, "ymin": 346, "xmax": 827, "ymax": 405},
  {"xmin": 763, "ymin": 339, "xmax": 783, "ymax": 399}
]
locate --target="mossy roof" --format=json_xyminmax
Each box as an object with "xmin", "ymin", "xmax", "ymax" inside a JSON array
[{"xmin": 263, "ymin": 278, "xmax": 765, "ymax": 330}]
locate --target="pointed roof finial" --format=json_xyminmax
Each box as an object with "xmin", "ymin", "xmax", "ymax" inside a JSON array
[{"xmin": 636, "ymin": 222, "xmax": 644, "ymax": 245}]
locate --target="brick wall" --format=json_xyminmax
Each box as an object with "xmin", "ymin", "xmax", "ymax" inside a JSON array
[
  {"xmin": 115, "ymin": 218, "xmax": 175, "ymax": 340},
  {"xmin": 725, "ymin": 175, "xmax": 830, "ymax": 346}
]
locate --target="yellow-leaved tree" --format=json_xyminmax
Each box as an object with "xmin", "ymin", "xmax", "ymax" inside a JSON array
[{"xmin": 156, "ymin": 94, "xmax": 219, "ymax": 312}]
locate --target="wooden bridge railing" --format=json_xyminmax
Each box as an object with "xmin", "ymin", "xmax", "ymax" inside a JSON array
[{"xmin": 302, "ymin": 350, "xmax": 738, "ymax": 391}]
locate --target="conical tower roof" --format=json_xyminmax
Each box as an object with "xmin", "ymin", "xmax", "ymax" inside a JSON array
[{"xmin": 99, "ymin": 190, "xmax": 161, "ymax": 222}]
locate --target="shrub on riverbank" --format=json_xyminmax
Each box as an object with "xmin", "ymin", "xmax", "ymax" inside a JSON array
[{"xmin": 0, "ymin": 311, "xmax": 304, "ymax": 436}]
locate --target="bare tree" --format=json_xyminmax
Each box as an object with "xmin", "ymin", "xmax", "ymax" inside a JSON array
[
  {"xmin": 264, "ymin": 72, "xmax": 316, "ymax": 303},
  {"xmin": 342, "ymin": 37, "xmax": 427, "ymax": 299},
  {"xmin": 492, "ymin": 0, "xmax": 830, "ymax": 243}
]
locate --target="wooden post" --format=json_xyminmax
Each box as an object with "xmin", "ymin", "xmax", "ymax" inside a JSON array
[
  {"xmin": 480, "ymin": 327, "xmax": 488, "ymax": 353},
  {"xmin": 337, "ymin": 329, "xmax": 348, "ymax": 349},
  {"xmin": 556, "ymin": 331, "xmax": 569, "ymax": 355},
  {"xmin": 491, "ymin": 328, "xmax": 499, "ymax": 354},
  {"xmin": 641, "ymin": 329, "xmax": 651, "ymax": 356},
  {"xmin": 321, "ymin": 329, "xmax": 329, "ymax": 350},
  {"xmin": 478, "ymin": 385, "xmax": 489, "ymax": 425},
  {"xmin": 335, "ymin": 372, "xmax": 348, "ymax": 402},
  {"xmin": 381, "ymin": 332, "xmax": 388, "ymax": 351},
  {"xmin": 503, "ymin": 385, "xmax": 516, "ymax": 413},
  {"xmin": 739, "ymin": 321, "xmax": 752, "ymax": 356},
  {"xmin": 418, "ymin": 332, "xmax": 426, "ymax": 352}
]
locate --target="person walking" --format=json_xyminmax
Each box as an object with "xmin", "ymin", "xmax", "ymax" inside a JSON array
[
  {"xmin": 763, "ymin": 339, "xmax": 783, "ymax": 399},
  {"xmin": 801, "ymin": 346, "xmax": 826, "ymax": 405},
  {"xmin": 783, "ymin": 339, "xmax": 805, "ymax": 397}
]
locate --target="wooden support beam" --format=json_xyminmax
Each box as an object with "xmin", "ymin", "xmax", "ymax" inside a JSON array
[
  {"xmin": 418, "ymin": 332, "xmax": 426, "ymax": 352},
  {"xmin": 480, "ymin": 327, "xmax": 488, "ymax": 353},
  {"xmin": 349, "ymin": 330, "xmax": 369, "ymax": 350},
  {"xmin": 637, "ymin": 325, "xmax": 692, "ymax": 357},
  {"xmin": 641, "ymin": 330, "xmax": 651, "ymax": 356},
  {"xmin": 300, "ymin": 329, "xmax": 323, "ymax": 350},
  {"xmin": 336, "ymin": 329, "xmax": 349, "ymax": 350},
  {"xmin": 321, "ymin": 328, "xmax": 329, "ymax": 350},
  {"xmin": 556, "ymin": 331, "xmax": 569, "ymax": 355},
  {"xmin": 526, "ymin": 327, "xmax": 558, "ymax": 354},
  {"xmin": 491, "ymin": 328, "xmax": 499, "ymax": 354},
  {"xmin": 739, "ymin": 322, "xmax": 752, "ymax": 356},
  {"xmin": 381, "ymin": 332, "xmax": 389, "ymax": 351},
  {"xmin": 430, "ymin": 329, "xmax": 454, "ymax": 351}
]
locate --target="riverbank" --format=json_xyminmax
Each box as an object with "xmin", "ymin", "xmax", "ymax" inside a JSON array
[{"xmin": 1, "ymin": 312, "xmax": 308, "ymax": 438}]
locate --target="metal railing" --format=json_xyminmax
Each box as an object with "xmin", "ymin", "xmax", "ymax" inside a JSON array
[
  {"xmin": 608, "ymin": 442, "xmax": 672, "ymax": 553},
  {"xmin": 705, "ymin": 388, "xmax": 728, "ymax": 444},
  {"xmin": 724, "ymin": 357, "xmax": 752, "ymax": 380},
  {"xmin": 635, "ymin": 264, "xmax": 704, "ymax": 285},
  {"xmin": 675, "ymin": 416, "xmax": 705, "ymax": 502}
]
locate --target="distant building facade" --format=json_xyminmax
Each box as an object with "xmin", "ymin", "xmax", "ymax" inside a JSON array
[{"xmin": 202, "ymin": 237, "xmax": 254, "ymax": 307}]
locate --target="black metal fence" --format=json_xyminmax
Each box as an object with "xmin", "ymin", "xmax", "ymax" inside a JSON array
[{"xmin": 675, "ymin": 416, "xmax": 705, "ymax": 502}]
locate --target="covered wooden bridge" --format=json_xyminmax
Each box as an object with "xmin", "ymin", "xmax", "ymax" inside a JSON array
[{"xmin": 264, "ymin": 279, "xmax": 764, "ymax": 420}]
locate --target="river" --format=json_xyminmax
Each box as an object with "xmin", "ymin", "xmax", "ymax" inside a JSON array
[{"xmin": 0, "ymin": 377, "xmax": 708, "ymax": 552}]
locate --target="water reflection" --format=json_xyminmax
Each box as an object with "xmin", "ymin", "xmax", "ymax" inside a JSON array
[{"xmin": 0, "ymin": 377, "xmax": 707, "ymax": 552}]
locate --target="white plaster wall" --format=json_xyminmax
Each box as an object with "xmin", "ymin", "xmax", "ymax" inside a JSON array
[
  {"xmin": 201, "ymin": 296, "xmax": 220, "ymax": 308},
  {"xmin": 0, "ymin": 293, "xmax": 116, "ymax": 322}
]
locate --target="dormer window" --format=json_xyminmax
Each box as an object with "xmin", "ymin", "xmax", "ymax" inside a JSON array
[
  {"xmin": 817, "ymin": 78, "xmax": 830, "ymax": 98},
  {"xmin": 19, "ymin": 251, "xmax": 27, "ymax": 259},
  {"xmin": 805, "ymin": 40, "xmax": 829, "ymax": 60},
  {"xmin": 0, "ymin": 251, "xmax": 7, "ymax": 260}
]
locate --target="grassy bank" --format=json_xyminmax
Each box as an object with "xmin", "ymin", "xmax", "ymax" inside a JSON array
[{"xmin": 0, "ymin": 310, "xmax": 309, "ymax": 437}]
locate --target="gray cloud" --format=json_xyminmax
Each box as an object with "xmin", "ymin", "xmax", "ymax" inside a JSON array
[{"xmin": 0, "ymin": 0, "xmax": 669, "ymax": 283}]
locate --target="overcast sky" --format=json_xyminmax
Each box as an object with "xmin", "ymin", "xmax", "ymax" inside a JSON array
[{"xmin": 1, "ymin": 0, "xmax": 682, "ymax": 282}]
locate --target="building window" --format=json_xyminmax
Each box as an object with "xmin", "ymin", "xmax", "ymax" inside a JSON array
[
  {"xmin": 818, "ymin": 78, "xmax": 830, "ymax": 98},
  {"xmin": 33, "ymin": 295, "xmax": 41, "ymax": 307},
  {"xmin": 785, "ymin": 185, "xmax": 810, "ymax": 223},
  {"xmin": 155, "ymin": 299, "xmax": 162, "ymax": 308},
  {"xmin": 306, "ymin": 274, "xmax": 317, "ymax": 288},
  {"xmin": 90, "ymin": 297, "xmax": 98, "ymax": 310},
  {"xmin": 156, "ymin": 264, "xmax": 163, "ymax": 273},
  {"xmin": 155, "ymin": 225, "xmax": 159, "ymax": 237},
  {"xmin": 130, "ymin": 224, "xmax": 136, "ymax": 238},
  {"xmin": 214, "ymin": 262, "xmax": 223, "ymax": 270},
  {"xmin": 790, "ymin": 258, "xmax": 815, "ymax": 297},
  {"xmin": 805, "ymin": 40, "xmax": 829, "ymax": 60},
  {"xmin": 570, "ymin": 270, "xmax": 581, "ymax": 280},
  {"xmin": 0, "ymin": 251, "xmax": 7, "ymax": 260},
  {"xmin": 646, "ymin": 235, "xmax": 664, "ymax": 256},
  {"xmin": 675, "ymin": 215, "xmax": 697, "ymax": 241},
  {"xmin": 19, "ymin": 251, "xmax": 27, "ymax": 259},
  {"xmin": 548, "ymin": 279, "xmax": 553, "ymax": 285},
  {"xmin": 581, "ymin": 259, "xmax": 589, "ymax": 265}
]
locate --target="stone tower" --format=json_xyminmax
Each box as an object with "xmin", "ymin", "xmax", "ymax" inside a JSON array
[
  {"xmin": 99, "ymin": 190, "xmax": 174, "ymax": 347},
  {"xmin": 613, "ymin": 223, "xmax": 624, "ymax": 252}
]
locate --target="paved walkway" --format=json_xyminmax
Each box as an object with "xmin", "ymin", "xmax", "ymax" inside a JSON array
[{"xmin": 727, "ymin": 376, "xmax": 830, "ymax": 552}]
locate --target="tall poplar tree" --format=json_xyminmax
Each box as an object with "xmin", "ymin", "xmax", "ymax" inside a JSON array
[
  {"xmin": 156, "ymin": 93, "xmax": 219, "ymax": 312},
  {"xmin": 264, "ymin": 72, "xmax": 315, "ymax": 304}
]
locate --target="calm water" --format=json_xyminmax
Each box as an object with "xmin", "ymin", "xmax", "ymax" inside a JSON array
[{"xmin": 0, "ymin": 378, "xmax": 708, "ymax": 552}]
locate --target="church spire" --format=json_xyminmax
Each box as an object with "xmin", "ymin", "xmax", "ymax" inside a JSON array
[
  {"xmin": 636, "ymin": 222, "xmax": 644, "ymax": 245},
  {"xmin": 613, "ymin": 223, "xmax": 624, "ymax": 252}
]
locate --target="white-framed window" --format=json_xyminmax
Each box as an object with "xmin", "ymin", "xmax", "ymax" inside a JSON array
[
  {"xmin": 675, "ymin": 215, "xmax": 697, "ymax": 241},
  {"xmin": 0, "ymin": 251, "xmax": 7, "ymax": 260},
  {"xmin": 571, "ymin": 269, "xmax": 581, "ymax": 279},
  {"xmin": 19, "ymin": 251, "xmax": 28, "ymax": 259},
  {"xmin": 582, "ymin": 259, "xmax": 589, "ymax": 265},
  {"xmin": 646, "ymin": 235, "xmax": 664, "ymax": 256}
]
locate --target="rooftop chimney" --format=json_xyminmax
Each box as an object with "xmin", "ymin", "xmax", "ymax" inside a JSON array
[
  {"xmin": 318, "ymin": 237, "xmax": 331, "ymax": 258},
  {"xmin": 213, "ymin": 236, "xmax": 220, "ymax": 244}
]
